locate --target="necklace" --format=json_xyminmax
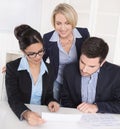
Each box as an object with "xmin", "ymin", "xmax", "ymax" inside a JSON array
[
  {"xmin": 60, "ymin": 37, "xmax": 74, "ymax": 53},
  {"xmin": 60, "ymin": 35, "xmax": 73, "ymax": 48},
  {"xmin": 61, "ymin": 39, "xmax": 72, "ymax": 47}
]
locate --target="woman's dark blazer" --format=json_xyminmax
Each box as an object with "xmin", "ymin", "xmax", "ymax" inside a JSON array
[
  {"xmin": 43, "ymin": 27, "xmax": 90, "ymax": 80},
  {"xmin": 5, "ymin": 58, "xmax": 55, "ymax": 119}
]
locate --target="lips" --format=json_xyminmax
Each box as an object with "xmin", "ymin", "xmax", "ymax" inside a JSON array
[
  {"xmin": 34, "ymin": 59, "xmax": 41, "ymax": 63},
  {"xmin": 81, "ymin": 71, "xmax": 88, "ymax": 76},
  {"xmin": 59, "ymin": 31, "xmax": 67, "ymax": 35},
  {"xmin": 61, "ymin": 32, "xmax": 66, "ymax": 34}
]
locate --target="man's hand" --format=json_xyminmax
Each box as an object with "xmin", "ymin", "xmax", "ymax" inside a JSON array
[
  {"xmin": 48, "ymin": 101, "xmax": 60, "ymax": 112},
  {"xmin": 77, "ymin": 102, "xmax": 98, "ymax": 113},
  {"xmin": 22, "ymin": 110, "xmax": 45, "ymax": 126}
]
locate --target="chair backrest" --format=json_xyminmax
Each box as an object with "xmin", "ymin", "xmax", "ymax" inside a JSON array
[{"xmin": 1, "ymin": 52, "xmax": 23, "ymax": 101}]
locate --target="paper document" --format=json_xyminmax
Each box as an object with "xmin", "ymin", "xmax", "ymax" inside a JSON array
[
  {"xmin": 42, "ymin": 112, "xmax": 82, "ymax": 122},
  {"xmin": 41, "ymin": 112, "xmax": 120, "ymax": 129},
  {"xmin": 81, "ymin": 114, "xmax": 120, "ymax": 127}
]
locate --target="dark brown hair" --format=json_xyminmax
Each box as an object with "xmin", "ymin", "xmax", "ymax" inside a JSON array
[
  {"xmin": 81, "ymin": 37, "xmax": 109, "ymax": 63},
  {"xmin": 14, "ymin": 24, "xmax": 43, "ymax": 50}
]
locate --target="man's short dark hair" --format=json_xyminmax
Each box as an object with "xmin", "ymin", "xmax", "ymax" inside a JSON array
[{"xmin": 81, "ymin": 37, "xmax": 109, "ymax": 63}]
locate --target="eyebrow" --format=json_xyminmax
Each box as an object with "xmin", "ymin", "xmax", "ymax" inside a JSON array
[
  {"xmin": 80, "ymin": 59, "xmax": 96, "ymax": 67},
  {"xmin": 55, "ymin": 20, "xmax": 68, "ymax": 23},
  {"xmin": 26, "ymin": 48, "xmax": 44, "ymax": 54}
]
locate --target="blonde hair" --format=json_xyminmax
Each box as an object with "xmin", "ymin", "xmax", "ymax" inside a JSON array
[{"xmin": 51, "ymin": 3, "xmax": 78, "ymax": 28}]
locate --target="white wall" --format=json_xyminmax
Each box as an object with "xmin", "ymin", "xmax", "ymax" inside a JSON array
[{"xmin": 0, "ymin": 0, "xmax": 120, "ymax": 100}]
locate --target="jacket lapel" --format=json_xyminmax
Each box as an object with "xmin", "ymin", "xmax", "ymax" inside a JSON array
[{"xmin": 95, "ymin": 66, "xmax": 108, "ymax": 101}]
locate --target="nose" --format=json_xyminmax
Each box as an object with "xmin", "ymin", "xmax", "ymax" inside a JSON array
[
  {"xmin": 35, "ymin": 53, "xmax": 42, "ymax": 59},
  {"xmin": 61, "ymin": 24, "xmax": 66, "ymax": 30},
  {"xmin": 82, "ymin": 65, "xmax": 88, "ymax": 73}
]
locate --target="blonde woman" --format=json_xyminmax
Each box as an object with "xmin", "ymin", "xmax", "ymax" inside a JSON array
[{"xmin": 43, "ymin": 3, "xmax": 90, "ymax": 102}]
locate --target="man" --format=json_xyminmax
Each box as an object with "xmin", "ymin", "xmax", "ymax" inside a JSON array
[{"xmin": 61, "ymin": 37, "xmax": 120, "ymax": 113}]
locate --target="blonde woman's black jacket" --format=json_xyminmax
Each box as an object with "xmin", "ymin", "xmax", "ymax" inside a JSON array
[
  {"xmin": 5, "ymin": 58, "xmax": 56, "ymax": 119},
  {"xmin": 43, "ymin": 27, "xmax": 90, "ymax": 80}
]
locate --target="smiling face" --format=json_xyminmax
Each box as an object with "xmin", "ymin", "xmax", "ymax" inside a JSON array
[
  {"xmin": 54, "ymin": 13, "xmax": 73, "ymax": 39},
  {"xmin": 79, "ymin": 54, "xmax": 105, "ymax": 77},
  {"xmin": 24, "ymin": 42, "xmax": 44, "ymax": 65}
]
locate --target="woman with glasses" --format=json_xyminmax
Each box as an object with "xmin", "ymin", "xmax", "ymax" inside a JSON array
[{"xmin": 5, "ymin": 24, "xmax": 60, "ymax": 126}]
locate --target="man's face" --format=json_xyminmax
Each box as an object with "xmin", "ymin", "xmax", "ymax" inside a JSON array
[{"xmin": 79, "ymin": 54, "xmax": 104, "ymax": 76}]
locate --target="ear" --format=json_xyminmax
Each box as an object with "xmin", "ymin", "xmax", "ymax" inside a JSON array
[{"xmin": 100, "ymin": 59, "xmax": 106, "ymax": 67}]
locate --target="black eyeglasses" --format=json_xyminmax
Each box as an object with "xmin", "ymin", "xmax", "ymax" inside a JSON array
[{"xmin": 25, "ymin": 48, "xmax": 45, "ymax": 58}]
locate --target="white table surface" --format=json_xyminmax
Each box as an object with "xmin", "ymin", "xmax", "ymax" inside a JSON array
[{"xmin": 0, "ymin": 101, "xmax": 120, "ymax": 129}]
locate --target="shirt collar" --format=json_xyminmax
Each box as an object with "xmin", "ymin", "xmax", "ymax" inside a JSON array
[
  {"xmin": 18, "ymin": 57, "xmax": 48, "ymax": 75},
  {"xmin": 50, "ymin": 31, "xmax": 59, "ymax": 42},
  {"xmin": 91, "ymin": 68, "xmax": 100, "ymax": 77},
  {"xmin": 18, "ymin": 56, "xmax": 30, "ymax": 72},
  {"xmin": 40, "ymin": 60, "xmax": 48, "ymax": 75},
  {"xmin": 73, "ymin": 28, "xmax": 82, "ymax": 38},
  {"xmin": 49, "ymin": 28, "xmax": 82, "ymax": 42}
]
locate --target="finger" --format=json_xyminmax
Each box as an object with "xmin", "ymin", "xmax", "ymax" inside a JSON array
[
  {"xmin": 54, "ymin": 103, "xmax": 60, "ymax": 111},
  {"xmin": 29, "ymin": 116, "xmax": 45, "ymax": 126},
  {"xmin": 54, "ymin": 105, "xmax": 59, "ymax": 112},
  {"xmin": 77, "ymin": 102, "xmax": 86, "ymax": 110},
  {"xmin": 81, "ymin": 106, "xmax": 89, "ymax": 113},
  {"xmin": 48, "ymin": 105, "xmax": 55, "ymax": 112},
  {"xmin": 38, "ymin": 118, "xmax": 45, "ymax": 124},
  {"xmin": 28, "ymin": 118, "xmax": 38, "ymax": 126},
  {"xmin": 77, "ymin": 103, "xmax": 89, "ymax": 112}
]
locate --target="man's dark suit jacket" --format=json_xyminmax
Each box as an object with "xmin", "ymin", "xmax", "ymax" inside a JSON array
[
  {"xmin": 5, "ymin": 58, "xmax": 56, "ymax": 119},
  {"xmin": 43, "ymin": 27, "xmax": 90, "ymax": 80},
  {"xmin": 61, "ymin": 61, "xmax": 120, "ymax": 113}
]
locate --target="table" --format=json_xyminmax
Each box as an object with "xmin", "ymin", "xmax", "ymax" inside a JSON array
[{"xmin": 0, "ymin": 101, "xmax": 120, "ymax": 129}]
